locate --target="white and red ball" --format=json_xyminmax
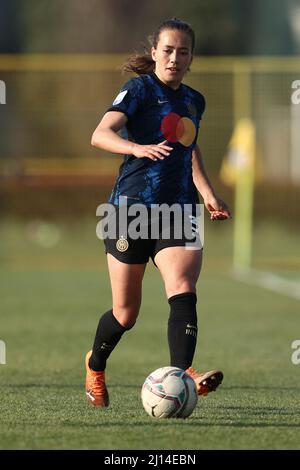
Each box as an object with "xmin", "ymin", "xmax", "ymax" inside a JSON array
[{"xmin": 141, "ymin": 366, "xmax": 198, "ymax": 419}]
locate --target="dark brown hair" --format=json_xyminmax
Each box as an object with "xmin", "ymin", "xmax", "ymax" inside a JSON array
[{"xmin": 122, "ymin": 18, "xmax": 195, "ymax": 75}]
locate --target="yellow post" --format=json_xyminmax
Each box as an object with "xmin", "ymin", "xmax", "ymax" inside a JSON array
[
  {"xmin": 220, "ymin": 117, "xmax": 256, "ymax": 271},
  {"xmin": 232, "ymin": 122, "xmax": 255, "ymax": 270},
  {"xmin": 232, "ymin": 62, "xmax": 254, "ymax": 271}
]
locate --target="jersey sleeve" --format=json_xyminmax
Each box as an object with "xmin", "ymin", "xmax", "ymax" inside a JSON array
[
  {"xmin": 106, "ymin": 76, "xmax": 146, "ymax": 119},
  {"xmin": 195, "ymin": 92, "xmax": 206, "ymax": 124}
]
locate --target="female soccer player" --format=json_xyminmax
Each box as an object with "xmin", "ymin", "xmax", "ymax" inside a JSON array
[{"xmin": 86, "ymin": 18, "xmax": 231, "ymax": 407}]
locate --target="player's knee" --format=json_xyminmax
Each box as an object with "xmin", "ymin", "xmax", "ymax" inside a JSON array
[
  {"xmin": 113, "ymin": 296, "xmax": 141, "ymax": 313},
  {"xmin": 165, "ymin": 279, "xmax": 196, "ymax": 298},
  {"xmin": 112, "ymin": 305, "xmax": 140, "ymax": 329},
  {"xmin": 116, "ymin": 315, "xmax": 137, "ymax": 329}
]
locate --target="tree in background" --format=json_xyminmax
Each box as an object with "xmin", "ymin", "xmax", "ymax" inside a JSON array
[
  {"xmin": 173, "ymin": 0, "xmax": 295, "ymax": 55},
  {"xmin": 0, "ymin": 0, "xmax": 298, "ymax": 55}
]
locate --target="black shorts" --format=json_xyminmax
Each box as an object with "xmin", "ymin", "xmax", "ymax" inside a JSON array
[{"xmin": 101, "ymin": 205, "xmax": 202, "ymax": 265}]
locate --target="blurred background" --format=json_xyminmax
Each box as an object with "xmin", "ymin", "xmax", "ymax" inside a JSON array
[{"xmin": 1, "ymin": 0, "xmax": 300, "ymax": 451}]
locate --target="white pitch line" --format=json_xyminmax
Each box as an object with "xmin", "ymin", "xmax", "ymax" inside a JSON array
[{"xmin": 231, "ymin": 267, "xmax": 300, "ymax": 301}]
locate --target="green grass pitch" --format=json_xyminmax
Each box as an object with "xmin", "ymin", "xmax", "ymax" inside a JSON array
[{"xmin": 0, "ymin": 219, "xmax": 300, "ymax": 450}]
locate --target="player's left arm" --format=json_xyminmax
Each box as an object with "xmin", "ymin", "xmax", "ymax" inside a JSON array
[{"xmin": 192, "ymin": 144, "xmax": 231, "ymax": 220}]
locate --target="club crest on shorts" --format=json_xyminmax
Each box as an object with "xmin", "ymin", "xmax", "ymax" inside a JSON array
[{"xmin": 116, "ymin": 236, "xmax": 129, "ymax": 252}]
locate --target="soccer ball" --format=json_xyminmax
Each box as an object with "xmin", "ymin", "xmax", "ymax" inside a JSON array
[{"xmin": 141, "ymin": 366, "xmax": 198, "ymax": 419}]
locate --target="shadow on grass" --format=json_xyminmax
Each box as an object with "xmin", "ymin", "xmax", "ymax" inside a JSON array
[
  {"xmin": 224, "ymin": 386, "xmax": 300, "ymax": 392},
  {"xmin": 1, "ymin": 383, "xmax": 141, "ymax": 390},
  {"xmin": 3, "ymin": 383, "xmax": 300, "ymax": 393},
  {"xmin": 61, "ymin": 420, "xmax": 300, "ymax": 429}
]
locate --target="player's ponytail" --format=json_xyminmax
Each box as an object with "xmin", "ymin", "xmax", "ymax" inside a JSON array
[
  {"xmin": 122, "ymin": 18, "xmax": 195, "ymax": 76},
  {"xmin": 122, "ymin": 51, "xmax": 155, "ymax": 75}
]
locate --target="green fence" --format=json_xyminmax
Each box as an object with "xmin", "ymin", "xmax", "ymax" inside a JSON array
[{"xmin": 0, "ymin": 55, "xmax": 300, "ymax": 223}]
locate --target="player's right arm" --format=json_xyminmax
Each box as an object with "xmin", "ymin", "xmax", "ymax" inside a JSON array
[{"xmin": 91, "ymin": 111, "xmax": 172, "ymax": 161}]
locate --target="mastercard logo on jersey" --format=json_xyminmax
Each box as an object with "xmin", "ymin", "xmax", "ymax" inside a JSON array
[{"xmin": 161, "ymin": 112, "xmax": 196, "ymax": 147}]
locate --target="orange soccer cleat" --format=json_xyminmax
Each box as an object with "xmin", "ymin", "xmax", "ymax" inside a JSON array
[
  {"xmin": 186, "ymin": 367, "xmax": 223, "ymax": 396},
  {"xmin": 85, "ymin": 350, "xmax": 109, "ymax": 407}
]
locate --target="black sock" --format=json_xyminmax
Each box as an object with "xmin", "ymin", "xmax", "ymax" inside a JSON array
[
  {"xmin": 167, "ymin": 292, "xmax": 198, "ymax": 370},
  {"xmin": 89, "ymin": 309, "xmax": 133, "ymax": 371}
]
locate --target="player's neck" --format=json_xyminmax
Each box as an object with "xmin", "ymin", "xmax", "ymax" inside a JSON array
[{"xmin": 153, "ymin": 71, "xmax": 181, "ymax": 91}]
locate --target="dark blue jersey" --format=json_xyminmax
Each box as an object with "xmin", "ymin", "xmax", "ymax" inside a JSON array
[{"xmin": 106, "ymin": 72, "xmax": 205, "ymax": 208}]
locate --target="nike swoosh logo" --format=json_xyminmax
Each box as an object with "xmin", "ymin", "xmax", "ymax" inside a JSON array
[
  {"xmin": 158, "ymin": 99, "xmax": 169, "ymax": 104},
  {"xmin": 186, "ymin": 324, "xmax": 197, "ymax": 330},
  {"xmin": 121, "ymin": 195, "xmax": 140, "ymax": 200}
]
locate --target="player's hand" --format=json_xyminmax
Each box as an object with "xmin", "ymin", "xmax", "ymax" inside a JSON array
[
  {"xmin": 203, "ymin": 194, "xmax": 231, "ymax": 221},
  {"xmin": 131, "ymin": 140, "xmax": 173, "ymax": 161}
]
